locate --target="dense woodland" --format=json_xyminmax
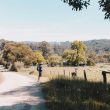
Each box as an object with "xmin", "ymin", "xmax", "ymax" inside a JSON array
[{"xmin": 22, "ymin": 39, "xmax": 110, "ymax": 55}]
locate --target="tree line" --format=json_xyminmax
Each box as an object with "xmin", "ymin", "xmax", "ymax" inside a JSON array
[{"xmin": 0, "ymin": 39, "xmax": 110, "ymax": 71}]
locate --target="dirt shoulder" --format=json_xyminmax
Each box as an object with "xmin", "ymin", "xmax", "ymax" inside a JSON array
[
  {"xmin": 0, "ymin": 73, "xmax": 4, "ymax": 84},
  {"xmin": 0, "ymin": 72, "xmax": 47, "ymax": 110}
]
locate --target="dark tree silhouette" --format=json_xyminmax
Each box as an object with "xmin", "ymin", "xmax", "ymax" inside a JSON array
[
  {"xmin": 62, "ymin": 0, "xmax": 110, "ymax": 19},
  {"xmin": 62, "ymin": 0, "xmax": 90, "ymax": 11},
  {"xmin": 99, "ymin": 0, "xmax": 110, "ymax": 19}
]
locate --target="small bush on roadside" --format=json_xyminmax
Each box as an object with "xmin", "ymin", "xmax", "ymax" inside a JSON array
[
  {"xmin": 14, "ymin": 61, "xmax": 24, "ymax": 71},
  {"xmin": 10, "ymin": 63, "xmax": 17, "ymax": 71},
  {"xmin": 0, "ymin": 58, "xmax": 7, "ymax": 66}
]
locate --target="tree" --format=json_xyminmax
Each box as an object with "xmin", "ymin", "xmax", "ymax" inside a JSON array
[
  {"xmin": 39, "ymin": 41, "xmax": 53, "ymax": 59},
  {"xmin": 71, "ymin": 41, "xmax": 87, "ymax": 53},
  {"xmin": 71, "ymin": 41, "xmax": 87, "ymax": 65},
  {"xmin": 62, "ymin": 0, "xmax": 110, "ymax": 19},
  {"xmin": 73, "ymin": 53, "xmax": 87, "ymax": 65},
  {"xmin": 2, "ymin": 43, "xmax": 36, "ymax": 66},
  {"xmin": 62, "ymin": 0, "xmax": 90, "ymax": 11},
  {"xmin": 48, "ymin": 54, "xmax": 62, "ymax": 67},
  {"xmin": 34, "ymin": 51, "xmax": 46, "ymax": 64},
  {"xmin": 99, "ymin": 0, "xmax": 110, "ymax": 19},
  {"xmin": 62, "ymin": 41, "xmax": 87, "ymax": 66},
  {"xmin": 62, "ymin": 49, "xmax": 76, "ymax": 65}
]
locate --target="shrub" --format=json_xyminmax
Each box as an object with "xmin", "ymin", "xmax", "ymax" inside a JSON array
[
  {"xmin": 2, "ymin": 42, "xmax": 36, "ymax": 67},
  {"xmin": 87, "ymin": 58, "xmax": 95, "ymax": 66},
  {"xmin": 48, "ymin": 54, "xmax": 62, "ymax": 67},
  {"xmin": 14, "ymin": 61, "xmax": 24, "ymax": 71},
  {"xmin": 34, "ymin": 51, "xmax": 46, "ymax": 64},
  {"xmin": 10, "ymin": 63, "xmax": 17, "ymax": 71}
]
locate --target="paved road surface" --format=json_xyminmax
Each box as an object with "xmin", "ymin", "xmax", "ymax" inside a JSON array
[{"xmin": 0, "ymin": 72, "xmax": 47, "ymax": 110}]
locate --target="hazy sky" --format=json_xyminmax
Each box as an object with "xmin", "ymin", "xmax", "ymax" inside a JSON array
[{"xmin": 0, "ymin": 0, "xmax": 110, "ymax": 42}]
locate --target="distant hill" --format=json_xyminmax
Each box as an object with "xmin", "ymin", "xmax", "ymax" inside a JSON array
[
  {"xmin": 0, "ymin": 39, "xmax": 110, "ymax": 54},
  {"xmin": 84, "ymin": 39, "xmax": 110, "ymax": 53}
]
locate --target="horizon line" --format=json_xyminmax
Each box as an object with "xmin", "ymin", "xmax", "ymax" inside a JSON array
[{"xmin": 0, "ymin": 38, "xmax": 110, "ymax": 42}]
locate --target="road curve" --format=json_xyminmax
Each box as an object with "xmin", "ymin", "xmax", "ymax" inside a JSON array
[{"xmin": 0, "ymin": 72, "xmax": 47, "ymax": 110}]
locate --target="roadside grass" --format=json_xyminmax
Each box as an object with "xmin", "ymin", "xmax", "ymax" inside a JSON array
[
  {"xmin": 15, "ymin": 63, "xmax": 110, "ymax": 82},
  {"xmin": 42, "ymin": 77, "xmax": 110, "ymax": 110}
]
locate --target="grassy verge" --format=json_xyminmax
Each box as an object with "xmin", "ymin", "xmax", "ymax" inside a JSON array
[{"xmin": 42, "ymin": 77, "xmax": 110, "ymax": 110}]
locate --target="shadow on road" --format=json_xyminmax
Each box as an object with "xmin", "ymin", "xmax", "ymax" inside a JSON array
[{"xmin": 0, "ymin": 83, "xmax": 47, "ymax": 110}]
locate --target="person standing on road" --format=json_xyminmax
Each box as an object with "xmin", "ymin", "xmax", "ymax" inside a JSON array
[{"xmin": 37, "ymin": 63, "xmax": 43, "ymax": 82}]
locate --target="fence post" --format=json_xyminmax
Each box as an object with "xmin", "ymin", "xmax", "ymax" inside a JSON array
[
  {"xmin": 69, "ymin": 71, "xmax": 70, "ymax": 78},
  {"xmin": 58, "ymin": 72, "xmax": 59, "ymax": 78},
  {"xmin": 102, "ymin": 71, "xmax": 107, "ymax": 84},
  {"xmin": 84, "ymin": 70, "xmax": 87, "ymax": 81},
  {"xmin": 64, "ymin": 70, "xmax": 65, "ymax": 77}
]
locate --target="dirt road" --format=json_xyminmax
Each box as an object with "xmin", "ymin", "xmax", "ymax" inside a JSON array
[{"xmin": 0, "ymin": 72, "xmax": 47, "ymax": 110}]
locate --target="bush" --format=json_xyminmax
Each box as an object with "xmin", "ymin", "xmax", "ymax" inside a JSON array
[
  {"xmin": 10, "ymin": 63, "xmax": 17, "ymax": 71},
  {"xmin": 14, "ymin": 61, "xmax": 24, "ymax": 71},
  {"xmin": 0, "ymin": 58, "xmax": 7, "ymax": 66},
  {"xmin": 48, "ymin": 54, "xmax": 62, "ymax": 67},
  {"xmin": 87, "ymin": 58, "xmax": 95, "ymax": 66},
  {"xmin": 2, "ymin": 43, "xmax": 36, "ymax": 66},
  {"xmin": 34, "ymin": 51, "xmax": 46, "ymax": 64}
]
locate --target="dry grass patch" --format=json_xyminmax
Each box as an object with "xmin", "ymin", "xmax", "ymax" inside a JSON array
[{"xmin": 43, "ymin": 63, "xmax": 110, "ymax": 83}]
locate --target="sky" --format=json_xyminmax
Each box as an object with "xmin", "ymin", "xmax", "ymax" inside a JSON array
[{"xmin": 0, "ymin": 0, "xmax": 110, "ymax": 42}]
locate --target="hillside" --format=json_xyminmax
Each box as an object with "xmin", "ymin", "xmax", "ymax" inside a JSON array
[
  {"xmin": 0, "ymin": 39, "xmax": 110, "ymax": 54},
  {"xmin": 84, "ymin": 39, "xmax": 110, "ymax": 53}
]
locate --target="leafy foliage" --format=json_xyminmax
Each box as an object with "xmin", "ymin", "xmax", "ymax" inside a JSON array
[
  {"xmin": 62, "ymin": 0, "xmax": 110, "ymax": 19},
  {"xmin": 34, "ymin": 51, "xmax": 46, "ymax": 64},
  {"xmin": 2, "ymin": 43, "xmax": 36, "ymax": 66},
  {"xmin": 63, "ymin": 49, "xmax": 76, "ymax": 65},
  {"xmin": 87, "ymin": 58, "xmax": 95, "ymax": 66},
  {"xmin": 48, "ymin": 54, "xmax": 62, "ymax": 67},
  {"xmin": 71, "ymin": 41, "xmax": 87, "ymax": 52},
  {"xmin": 71, "ymin": 41, "xmax": 87, "ymax": 65},
  {"xmin": 62, "ymin": 0, "xmax": 90, "ymax": 11},
  {"xmin": 39, "ymin": 41, "xmax": 53, "ymax": 59},
  {"xmin": 1, "ymin": 39, "xmax": 110, "ymax": 67},
  {"xmin": 99, "ymin": 0, "xmax": 110, "ymax": 19},
  {"xmin": 63, "ymin": 41, "xmax": 88, "ymax": 66}
]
